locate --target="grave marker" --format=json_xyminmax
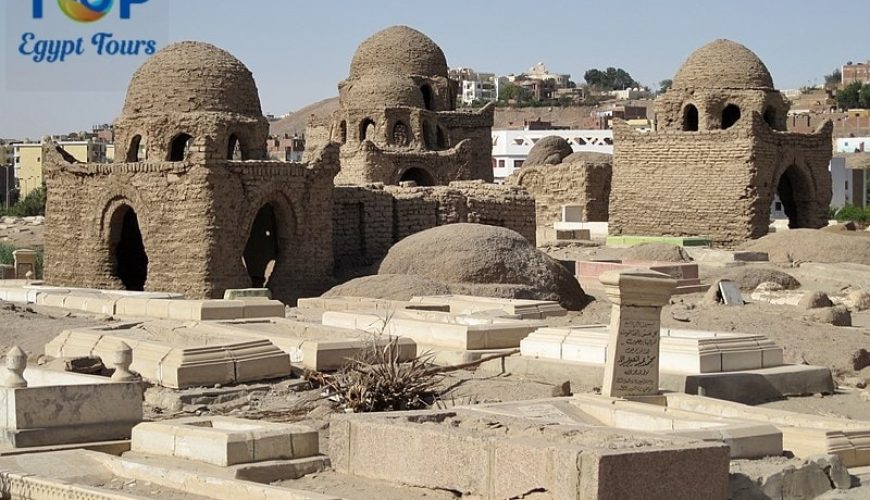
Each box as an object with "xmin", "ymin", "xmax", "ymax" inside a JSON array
[{"xmin": 600, "ymin": 269, "xmax": 677, "ymax": 398}]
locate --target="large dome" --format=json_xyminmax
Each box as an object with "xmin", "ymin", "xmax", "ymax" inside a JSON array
[
  {"xmin": 349, "ymin": 26, "xmax": 448, "ymax": 80},
  {"xmin": 121, "ymin": 41, "xmax": 263, "ymax": 117},
  {"xmin": 343, "ymin": 73, "xmax": 426, "ymax": 109},
  {"xmin": 671, "ymin": 39, "xmax": 774, "ymax": 90}
]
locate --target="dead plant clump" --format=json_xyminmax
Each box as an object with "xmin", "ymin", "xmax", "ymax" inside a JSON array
[{"xmin": 312, "ymin": 335, "xmax": 442, "ymax": 413}]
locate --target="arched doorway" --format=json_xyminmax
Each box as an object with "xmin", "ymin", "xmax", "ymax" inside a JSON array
[
  {"xmin": 399, "ymin": 167, "xmax": 435, "ymax": 186},
  {"xmin": 243, "ymin": 204, "xmax": 279, "ymax": 288},
  {"xmin": 682, "ymin": 104, "xmax": 699, "ymax": 131},
  {"xmin": 109, "ymin": 205, "xmax": 148, "ymax": 291},
  {"xmin": 775, "ymin": 166, "xmax": 813, "ymax": 229},
  {"xmin": 763, "ymin": 107, "xmax": 778, "ymax": 129},
  {"xmin": 168, "ymin": 133, "xmax": 193, "ymax": 161}
]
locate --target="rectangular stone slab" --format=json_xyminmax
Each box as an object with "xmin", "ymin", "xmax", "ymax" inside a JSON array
[
  {"xmin": 208, "ymin": 318, "xmax": 418, "ymax": 371},
  {"xmin": 330, "ymin": 408, "xmax": 729, "ymax": 500},
  {"xmin": 131, "ymin": 416, "xmax": 318, "ymax": 467},
  {"xmin": 46, "ymin": 322, "xmax": 292, "ymax": 389},
  {"xmin": 520, "ymin": 325, "xmax": 784, "ymax": 374},
  {"xmin": 409, "ymin": 294, "xmax": 567, "ymax": 319},
  {"xmin": 322, "ymin": 309, "xmax": 546, "ymax": 350},
  {"xmin": 0, "ymin": 367, "xmax": 142, "ymax": 448}
]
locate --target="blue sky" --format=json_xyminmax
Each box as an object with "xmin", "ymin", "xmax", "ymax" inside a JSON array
[{"xmin": 1, "ymin": 0, "xmax": 868, "ymax": 138}]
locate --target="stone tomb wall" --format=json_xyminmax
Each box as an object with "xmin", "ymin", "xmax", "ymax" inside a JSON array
[
  {"xmin": 611, "ymin": 115, "xmax": 832, "ymax": 247},
  {"xmin": 333, "ymin": 181, "xmax": 535, "ymax": 270},
  {"xmin": 508, "ymin": 160, "xmax": 612, "ymax": 226},
  {"xmin": 44, "ymin": 143, "xmax": 338, "ymax": 303}
]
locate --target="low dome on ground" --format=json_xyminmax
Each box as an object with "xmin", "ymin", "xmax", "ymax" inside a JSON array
[
  {"xmin": 743, "ymin": 229, "xmax": 870, "ymax": 266},
  {"xmin": 377, "ymin": 223, "xmax": 591, "ymax": 310},
  {"xmin": 322, "ymin": 274, "xmax": 449, "ymax": 301}
]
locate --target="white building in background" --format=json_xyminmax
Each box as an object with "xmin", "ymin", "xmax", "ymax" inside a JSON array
[
  {"xmin": 491, "ymin": 129, "xmax": 613, "ymax": 182},
  {"xmin": 450, "ymin": 67, "xmax": 502, "ymax": 105},
  {"xmin": 461, "ymin": 74, "xmax": 499, "ymax": 105},
  {"xmin": 837, "ymin": 137, "xmax": 870, "ymax": 153}
]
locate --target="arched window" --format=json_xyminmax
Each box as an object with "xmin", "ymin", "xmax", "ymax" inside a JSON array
[
  {"xmin": 422, "ymin": 121, "xmax": 434, "ymax": 149},
  {"xmin": 227, "ymin": 134, "xmax": 242, "ymax": 160},
  {"xmin": 721, "ymin": 104, "xmax": 741, "ymax": 129},
  {"xmin": 392, "ymin": 121, "xmax": 410, "ymax": 146},
  {"xmin": 168, "ymin": 133, "xmax": 193, "ymax": 161},
  {"xmin": 682, "ymin": 104, "xmax": 699, "ymax": 131},
  {"xmin": 763, "ymin": 107, "xmax": 778, "ymax": 129},
  {"xmin": 126, "ymin": 135, "xmax": 142, "ymax": 162},
  {"xmin": 359, "ymin": 118, "xmax": 375, "ymax": 142},
  {"xmin": 339, "ymin": 120, "xmax": 347, "ymax": 144},
  {"xmin": 421, "ymin": 85, "xmax": 434, "ymax": 111}
]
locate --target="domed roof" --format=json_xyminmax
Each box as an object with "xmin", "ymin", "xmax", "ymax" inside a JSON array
[
  {"xmin": 672, "ymin": 39, "xmax": 774, "ymax": 90},
  {"xmin": 349, "ymin": 26, "xmax": 448, "ymax": 80},
  {"xmin": 122, "ymin": 41, "xmax": 263, "ymax": 117},
  {"xmin": 343, "ymin": 73, "xmax": 425, "ymax": 109}
]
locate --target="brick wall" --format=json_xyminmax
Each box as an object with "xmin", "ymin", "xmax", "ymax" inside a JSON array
[
  {"xmin": 333, "ymin": 181, "xmax": 535, "ymax": 272},
  {"xmin": 508, "ymin": 160, "xmax": 611, "ymax": 226}
]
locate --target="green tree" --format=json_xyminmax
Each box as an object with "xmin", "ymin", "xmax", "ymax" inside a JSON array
[
  {"xmin": 658, "ymin": 79, "xmax": 673, "ymax": 94},
  {"xmin": 0, "ymin": 185, "xmax": 45, "ymax": 217},
  {"xmin": 836, "ymin": 81, "xmax": 870, "ymax": 109},
  {"xmin": 498, "ymin": 83, "xmax": 530, "ymax": 104},
  {"xmin": 584, "ymin": 67, "xmax": 640, "ymax": 91}
]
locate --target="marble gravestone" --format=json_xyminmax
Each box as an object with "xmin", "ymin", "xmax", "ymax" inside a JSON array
[{"xmin": 600, "ymin": 269, "xmax": 677, "ymax": 398}]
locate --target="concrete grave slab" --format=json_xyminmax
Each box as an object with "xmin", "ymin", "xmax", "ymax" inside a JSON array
[
  {"xmin": 0, "ymin": 366, "xmax": 142, "ymax": 448},
  {"xmin": 520, "ymin": 326, "xmax": 784, "ymax": 374},
  {"xmin": 463, "ymin": 396, "xmax": 782, "ymax": 459},
  {"xmin": 577, "ymin": 260, "xmax": 707, "ymax": 294},
  {"xmin": 322, "ymin": 309, "xmax": 546, "ymax": 350},
  {"xmin": 208, "ymin": 317, "xmax": 418, "ymax": 371},
  {"xmin": 409, "ymin": 294, "xmax": 567, "ymax": 319},
  {"xmin": 131, "ymin": 416, "xmax": 318, "ymax": 467},
  {"xmin": 46, "ymin": 321, "xmax": 292, "ymax": 389},
  {"xmin": 0, "ymin": 449, "xmax": 339, "ymax": 499}
]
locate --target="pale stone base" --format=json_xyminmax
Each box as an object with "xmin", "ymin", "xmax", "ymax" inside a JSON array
[{"xmin": 0, "ymin": 368, "xmax": 142, "ymax": 449}]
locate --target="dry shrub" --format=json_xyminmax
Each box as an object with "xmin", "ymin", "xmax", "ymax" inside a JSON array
[{"xmin": 318, "ymin": 335, "xmax": 442, "ymax": 413}]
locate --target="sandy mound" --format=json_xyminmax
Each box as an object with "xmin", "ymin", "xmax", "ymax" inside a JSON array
[
  {"xmin": 523, "ymin": 136, "xmax": 573, "ymax": 166},
  {"xmin": 621, "ymin": 243, "xmax": 692, "ymax": 262},
  {"xmin": 378, "ymin": 223, "xmax": 591, "ymax": 310},
  {"xmin": 718, "ymin": 267, "xmax": 801, "ymax": 290},
  {"xmin": 563, "ymin": 151, "xmax": 612, "ymax": 164},
  {"xmin": 322, "ymin": 274, "xmax": 449, "ymax": 301},
  {"xmin": 744, "ymin": 229, "xmax": 870, "ymax": 265}
]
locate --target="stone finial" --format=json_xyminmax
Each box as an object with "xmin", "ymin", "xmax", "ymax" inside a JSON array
[
  {"xmin": 2, "ymin": 346, "xmax": 28, "ymax": 388},
  {"xmin": 110, "ymin": 342, "xmax": 136, "ymax": 382}
]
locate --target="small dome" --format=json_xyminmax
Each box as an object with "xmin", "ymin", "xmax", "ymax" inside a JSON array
[
  {"xmin": 672, "ymin": 39, "xmax": 774, "ymax": 90},
  {"xmin": 343, "ymin": 73, "xmax": 425, "ymax": 109},
  {"xmin": 349, "ymin": 26, "xmax": 448, "ymax": 80},
  {"xmin": 122, "ymin": 41, "xmax": 263, "ymax": 116}
]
